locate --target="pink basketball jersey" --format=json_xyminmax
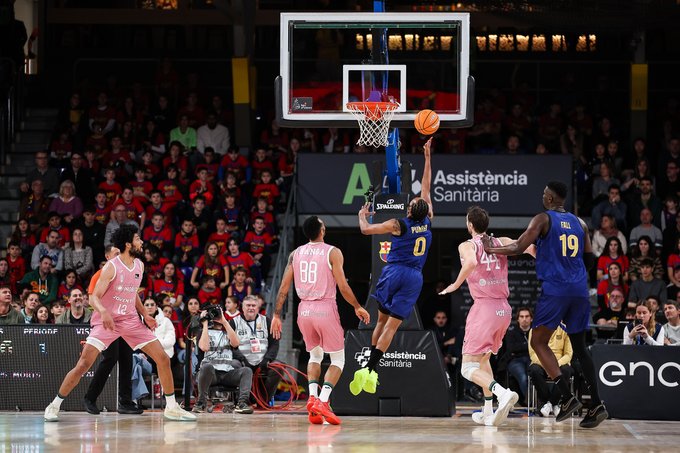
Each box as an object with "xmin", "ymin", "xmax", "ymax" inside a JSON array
[
  {"xmin": 464, "ymin": 235, "xmax": 509, "ymax": 300},
  {"xmin": 292, "ymin": 242, "xmax": 336, "ymax": 301},
  {"xmin": 92, "ymin": 256, "xmax": 144, "ymax": 323}
]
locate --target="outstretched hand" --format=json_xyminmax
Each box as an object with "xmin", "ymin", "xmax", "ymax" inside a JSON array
[
  {"xmin": 358, "ymin": 202, "xmax": 374, "ymax": 219},
  {"xmin": 439, "ymin": 284, "xmax": 457, "ymax": 295},
  {"xmin": 423, "ymin": 137, "xmax": 433, "ymax": 157}
]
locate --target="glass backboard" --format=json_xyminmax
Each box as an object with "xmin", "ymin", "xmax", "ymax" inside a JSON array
[{"xmin": 276, "ymin": 12, "xmax": 472, "ymax": 129}]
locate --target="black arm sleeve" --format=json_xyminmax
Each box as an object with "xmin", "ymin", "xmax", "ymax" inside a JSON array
[
  {"xmin": 584, "ymin": 252, "xmax": 596, "ymax": 271},
  {"xmin": 397, "ymin": 219, "xmax": 407, "ymax": 236}
]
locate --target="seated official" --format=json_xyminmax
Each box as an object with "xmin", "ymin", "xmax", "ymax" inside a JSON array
[
  {"xmin": 663, "ymin": 301, "xmax": 680, "ymax": 345},
  {"xmin": 623, "ymin": 300, "xmax": 665, "ymax": 345},
  {"xmin": 194, "ymin": 306, "xmax": 254, "ymax": 414},
  {"xmin": 528, "ymin": 326, "xmax": 574, "ymax": 418},
  {"xmin": 232, "ymin": 295, "xmax": 280, "ymax": 404},
  {"xmin": 592, "ymin": 288, "xmax": 627, "ymax": 341},
  {"xmin": 431, "ymin": 310, "xmax": 458, "ymax": 367}
]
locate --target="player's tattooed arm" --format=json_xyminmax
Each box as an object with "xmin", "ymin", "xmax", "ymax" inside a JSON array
[
  {"xmin": 358, "ymin": 203, "xmax": 401, "ymax": 235},
  {"xmin": 271, "ymin": 252, "xmax": 294, "ymax": 339}
]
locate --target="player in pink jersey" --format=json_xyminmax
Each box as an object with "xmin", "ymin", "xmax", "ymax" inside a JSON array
[
  {"xmin": 44, "ymin": 225, "xmax": 196, "ymax": 422},
  {"xmin": 271, "ymin": 216, "xmax": 370, "ymax": 425},
  {"xmin": 440, "ymin": 206, "xmax": 534, "ymax": 426}
]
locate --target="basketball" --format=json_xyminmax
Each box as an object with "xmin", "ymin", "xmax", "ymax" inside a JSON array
[{"xmin": 414, "ymin": 109, "xmax": 440, "ymax": 135}]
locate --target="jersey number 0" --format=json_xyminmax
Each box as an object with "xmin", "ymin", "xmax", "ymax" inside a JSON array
[{"xmin": 413, "ymin": 237, "xmax": 427, "ymax": 256}]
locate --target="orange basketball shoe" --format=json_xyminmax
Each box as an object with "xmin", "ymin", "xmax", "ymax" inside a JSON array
[
  {"xmin": 307, "ymin": 396, "xmax": 323, "ymax": 424},
  {"xmin": 312, "ymin": 399, "xmax": 341, "ymax": 425}
]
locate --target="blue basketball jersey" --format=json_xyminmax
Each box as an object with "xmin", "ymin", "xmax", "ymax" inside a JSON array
[
  {"xmin": 535, "ymin": 210, "xmax": 589, "ymax": 297},
  {"xmin": 387, "ymin": 217, "xmax": 432, "ymax": 270}
]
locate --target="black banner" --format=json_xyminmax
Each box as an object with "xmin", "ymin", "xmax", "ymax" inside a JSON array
[
  {"xmin": 297, "ymin": 154, "xmax": 572, "ymax": 216},
  {"xmin": 459, "ymin": 256, "xmax": 540, "ymax": 317},
  {"xmin": 592, "ymin": 344, "xmax": 680, "ymax": 421},
  {"xmin": 332, "ymin": 329, "xmax": 454, "ymax": 416},
  {"xmin": 0, "ymin": 325, "xmax": 117, "ymax": 411}
]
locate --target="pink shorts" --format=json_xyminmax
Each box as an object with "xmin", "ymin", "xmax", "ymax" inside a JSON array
[
  {"xmin": 297, "ymin": 299, "xmax": 345, "ymax": 353},
  {"xmin": 86, "ymin": 316, "xmax": 157, "ymax": 352},
  {"xmin": 462, "ymin": 298, "xmax": 512, "ymax": 356}
]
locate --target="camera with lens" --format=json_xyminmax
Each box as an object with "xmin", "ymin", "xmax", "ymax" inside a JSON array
[{"xmin": 200, "ymin": 305, "xmax": 223, "ymax": 327}]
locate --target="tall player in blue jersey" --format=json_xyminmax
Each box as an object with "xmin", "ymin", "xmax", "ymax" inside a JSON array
[
  {"xmin": 350, "ymin": 138, "xmax": 433, "ymax": 396},
  {"xmin": 483, "ymin": 181, "xmax": 607, "ymax": 429}
]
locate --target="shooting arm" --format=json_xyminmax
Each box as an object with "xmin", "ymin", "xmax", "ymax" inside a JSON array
[
  {"xmin": 358, "ymin": 214, "xmax": 401, "ymax": 236},
  {"xmin": 421, "ymin": 137, "xmax": 434, "ymax": 218}
]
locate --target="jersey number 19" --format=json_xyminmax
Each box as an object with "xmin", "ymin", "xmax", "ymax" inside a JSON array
[{"xmin": 559, "ymin": 234, "xmax": 579, "ymax": 257}]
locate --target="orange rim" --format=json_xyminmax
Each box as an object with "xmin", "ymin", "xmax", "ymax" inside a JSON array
[{"xmin": 347, "ymin": 101, "xmax": 399, "ymax": 120}]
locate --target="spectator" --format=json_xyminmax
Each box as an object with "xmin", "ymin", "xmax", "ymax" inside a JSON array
[
  {"xmin": 138, "ymin": 118, "xmax": 166, "ymax": 161},
  {"xmin": 666, "ymin": 237, "xmax": 680, "ymax": 287},
  {"xmin": 152, "ymin": 261, "xmax": 185, "ymax": 311},
  {"xmin": 177, "ymin": 92, "xmax": 205, "ymax": 129},
  {"xmin": 646, "ymin": 296, "xmax": 667, "ymax": 325},
  {"xmin": 207, "ymin": 217, "xmax": 230, "ymax": 255},
  {"xmin": 0, "ymin": 259, "xmax": 10, "ymax": 291},
  {"xmin": 243, "ymin": 217, "xmax": 274, "ymax": 286},
  {"xmin": 321, "ymin": 128, "xmax": 351, "ymax": 154},
  {"xmin": 145, "ymin": 190, "xmax": 173, "ymax": 228},
  {"xmin": 150, "ymin": 93, "xmax": 175, "ymax": 135},
  {"xmin": 628, "ymin": 258, "xmax": 667, "ymax": 307},
  {"xmin": 250, "ymin": 197, "xmax": 277, "ymax": 237},
  {"xmin": 500, "ymin": 307, "xmax": 532, "ymax": 404},
  {"xmin": 591, "ymin": 162, "xmax": 619, "ymax": 202},
  {"xmin": 20, "ymin": 150, "xmax": 61, "ymax": 198},
  {"xmin": 20, "ymin": 292, "xmax": 40, "ymax": 323},
  {"xmin": 597, "ymin": 262, "xmax": 628, "ymax": 311},
  {"xmin": 252, "ymin": 170, "xmax": 281, "ymax": 210},
  {"xmin": 19, "ymin": 256, "xmax": 58, "ymax": 306},
  {"xmin": 629, "ymin": 235, "xmax": 664, "ymax": 282},
  {"xmin": 111, "ymin": 186, "xmax": 146, "ymax": 228},
  {"xmin": 55, "ymin": 288, "xmax": 91, "ymax": 324},
  {"xmin": 104, "ymin": 205, "xmax": 139, "ymax": 247},
  {"xmin": 102, "ymin": 135, "xmax": 133, "ymax": 181},
  {"xmin": 56, "ymin": 268, "xmax": 82, "ymax": 303},
  {"xmin": 162, "ymin": 142, "xmax": 190, "ymax": 184},
  {"xmin": 663, "ymin": 301, "xmax": 680, "ymax": 345},
  {"xmin": 0, "ymin": 285, "xmax": 23, "ymax": 324},
  {"xmin": 666, "ymin": 265, "xmax": 680, "ymax": 301},
  {"xmin": 169, "ymin": 115, "xmax": 197, "ymax": 153},
  {"xmin": 49, "ymin": 180, "xmax": 83, "ymax": 224},
  {"xmin": 621, "ymin": 158, "xmax": 655, "ymax": 196},
  {"xmin": 528, "ymin": 326, "xmax": 573, "ymax": 417},
  {"xmin": 219, "ymin": 146, "xmax": 249, "ymax": 183},
  {"xmin": 431, "ymin": 310, "xmax": 458, "ymax": 380},
  {"xmin": 129, "ymin": 166, "xmax": 153, "ymax": 207},
  {"xmin": 657, "ymin": 161, "xmax": 680, "ymax": 201},
  {"xmin": 197, "ymin": 111, "xmax": 230, "ymax": 156},
  {"xmin": 596, "ymin": 236, "xmax": 629, "ymax": 282},
  {"xmin": 177, "ymin": 297, "xmax": 201, "ymax": 373},
  {"xmin": 30, "ymin": 303, "xmax": 52, "ymax": 324},
  {"xmin": 10, "ymin": 219, "xmax": 36, "ymax": 264},
  {"xmin": 662, "ymin": 212, "xmax": 680, "ymax": 261},
  {"xmin": 623, "ymin": 300, "xmax": 665, "ymax": 345},
  {"xmin": 215, "ymin": 190, "xmax": 244, "ymax": 237},
  {"xmin": 656, "ymin": 136, "xmax": 680, "ymax": 181},
  {"xmin": 588, "ymin": 143, "xmax": 610, "ymax": 180},
  {"xmin": 39, "ymin": 212, "xmax": 70, "ymax": 247},
  {"xmin": 143, "ymin": 297, "xmax": 176, "ymax": 358},
  {"xmin": 661, "ymin": 194, "xmax": 678, "ymax": 232},
  {"xmin": 174, "ymin": 218, "xmax": 201, "ymax": 269},
  {"xmin": 193, "ymin": 306, "xmax": 253, "ymax": 414},
  {"xmin": 31, "ymin": 230, "xmax": 64, "ymax": 272},
  {"xmin": 224, "ymin": 296, "xmax": 241, "ymax": 321},
  {"xmin": 98, "ymin": 168, "xmax": 123, "ymax": 206},
  {"xmin": 157, "ymin": 165, "xmax": 185, "ymax": 212},
  {"xmin": 191, "ymin": 241, "xmax": 230, "ymax": 292},
  {"xmin": 227, "ymin": 267, "xmax": 252, "ymax": 305},
  {"xmin": 250, "ymin": 148, "xmax": 274, "ymax": 183},
  {"xmin": 195, "ymin": 147, "xmax": 219, "ymax": 183},
  {"xmin": 88, "ymin": 91, "xmax": 116, "ymax": 134},
  {"xmin": 629, "ymin": 208, "xmax": 663, "ymax": 249},
  {"xmin": 73, "ymin": 206, "xmax": 106, "ymax": 265},
  {"xmin": 19, "ymin": 179, "xmax": 51, "ymax": 226},
  {"xmin": 606, "ymin": 139, "xmax": 624, "ymax": 177},
  {"xmin": 593, "ymin": 287, "xmax": 627, "ymax": 341},
  {"xmin": 60, "ymin": 152, "xmax": 95, "ymax": 204},
  {"xmin": 232, "ymin": 295, "xmax": 280, "ymax": 404},
  {"xmin": 627, "ymin": 177, "xmax": 662, "ymax": 230},
  {"xmin": 5, "ymin": 241, "xmax": 25, "ymax": 295},
  {"xmin": 591, "ymin": 185, "xmax": 627, "ymax": 233},
  {"xmin": 591, "ymin": 214, "xmax": 627, "ymax": 257},
  {"xmin": 197, "ymin": 275, "xmax": 222, "ymax": 307},
  {"xmin": 50, "ymin": 300, "xmax": 65, "ymax": 321},
  {"xmin": 225, "ymin": 239, "xmax": 255, "ymax": 283},
  {"xmin": 142, "ymin": 212, "xmax": 174, "ymax": 257}
]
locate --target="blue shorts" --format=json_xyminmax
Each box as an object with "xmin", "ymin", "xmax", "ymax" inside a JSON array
[
  {"xmin": 533, "ymin": 293, "xmax": 590, "ymax": 334},
  {"xmin": 372, "ymin": 264, "xmax": 423, "ymax": 320}
]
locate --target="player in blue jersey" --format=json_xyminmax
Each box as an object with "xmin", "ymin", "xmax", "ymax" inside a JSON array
[
  {"xmin": 483, "ymin": 181, "xmax": 608, "ymax": 429},
  {"xmin": 350, "ymin": 138, "xmax": 433, "ymax": 396}
]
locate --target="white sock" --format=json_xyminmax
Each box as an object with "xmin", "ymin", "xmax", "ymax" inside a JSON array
[
  {"xmin": 51, "ymin": 395, "xmax": 64, "ymax": 409},
  {"xmin": 319, "ymin": 383, "xmax": 333, "ymax": 403},
  {"xmin": 309, "ymin": 382, "xmax": 319, "ymax": 398},
  {"xmin": 165, "ymin": 393, "xmax": 177, "ymax": 409},
  {"xmin": 483, "ymin": 397, "xmax": 494, "ymax": 417},
  {"xmin": 489, "ymin": 380, "xmax": 507, "ymax": 398}
]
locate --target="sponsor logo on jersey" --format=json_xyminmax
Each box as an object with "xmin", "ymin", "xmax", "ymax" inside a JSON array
[{"xmin": 379, "ymin": 241, "xmax": 391, "ymax": 263}]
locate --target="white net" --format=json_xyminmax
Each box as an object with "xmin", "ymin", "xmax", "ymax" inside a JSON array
[{"xmin": 347, "ymin": 102, "xmax": 400, "ymax": 148}]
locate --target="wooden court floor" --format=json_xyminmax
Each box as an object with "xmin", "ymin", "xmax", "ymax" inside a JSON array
[{"xmin": 2, "ymin": 408, "xmax": 679, "ymax": 452}]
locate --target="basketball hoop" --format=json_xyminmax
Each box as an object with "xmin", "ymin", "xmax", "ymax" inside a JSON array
[{"xmin": 346, "ymin": 101, "xmax": 400, "ymax": 148}]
